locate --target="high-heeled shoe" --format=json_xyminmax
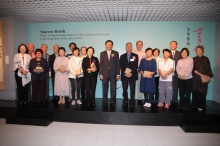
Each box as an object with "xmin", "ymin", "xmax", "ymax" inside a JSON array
[
  {"xmin": 157, "ymin": 103, "xmax": 163, "ymax": 107},
  {"xmin": 58, "ymin": 96, "xmax": 62, "ymax": 104},
  {"xmin": 61, "ymin": 96, "xmax": 65, "ymax": 104}
]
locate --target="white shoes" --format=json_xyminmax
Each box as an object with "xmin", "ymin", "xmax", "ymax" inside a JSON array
[
  {"xmin": 77, "ymin": 100, "xmax": 82, "ymax": 105},
  {"xmin": 143, "ymin": 102, "xmax": 151, "ymax": 108},
  {"xmin": 198, "ymin": 108, "xmax": 203, "ymax": 111},
  {"xmin": 71, "ymin": 100, "xmax": 75, "ymax": 105}
]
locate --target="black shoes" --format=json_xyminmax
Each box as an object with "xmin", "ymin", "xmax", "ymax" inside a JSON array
[
  {"xmin": 122, "ymin": 103, "xmax": 128, "ymax": 108},
  {"xmin": 138, "ymin": 100, "xmax": 143, "ymax": 105},
  {"xmin": 103, "ymin": 103, "xmax": 108, "ymax": 107},
  {"xmin": 130, "ymin": 103, "xmax": 134, "ymax": 108},
  {"xmin": 171, "ymin": 102, "xmax": 177, "ymax": 107},
  {"xmin": 110, "ymin": 103, "xmax": 116, "ymax": 107}
]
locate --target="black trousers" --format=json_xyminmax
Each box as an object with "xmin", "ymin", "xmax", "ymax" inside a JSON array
[
  {"xmin": 172, "ymin": 75, "xmax": 179, "ymax": 102},
  {"xmin": 122, "ymin": 79, "xmax": 135, "ymax": 104},
  {"xmin": 15, "ymin": 71, "xmax": 29, "ymax": 102},
  {"xmin": 154, "ymin": 77, "xmax": 159, "ymax": 100},
  {"xmin": 69, "ymin": 77, "xmax": 82, "ymax": 100},
  {"xmin": 178, "ymin": 78, "xmax": 192, "ymax": 107},
  {"xmin": 32, "ymin": 79, "xmax": 46, "ymax": 102},
  {"xmin": 102, "ymin": 72, "xmax": 116, "ymax": 104},
  {"xmin": 192, "ymin": 90, "xmax": 206, "ymax": 109},
  {"xmin": 84, "ymin": 74, "xmax": 97, "ymax": 104},
  {"xmin": 81, "ymin": 77, "xmax": 86, "ymax": 101},
  {"xmin": 144, "ymin": 93, "xmax": 153, "ymax": 103}
]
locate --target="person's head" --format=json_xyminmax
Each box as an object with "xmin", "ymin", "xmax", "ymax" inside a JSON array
[
  {"xmin": 105, "ymin": 40, "xmax": 113, "ymax": 51},
  {"xmin": 27, "ymin": 43, "xmax": 35, "ymax": 53},
  {"xmin": 170, "ymin": 41, "xmax": 178, "ymax": 51},
  {"xmin": 72, "ymin": 47, "xmax": 80, "ymax": 57},
  {"xmin": 136, "ymin": 40, "xmax": 143, "ymax": 50},
  {"xmin": 53, "ymin": 45, "xmax": 59, "ymax": 54},
  {"xmin": 18, "ymin": 44, "xmax": 28, "ymax": 54},
  {"xmin": 195, "ymin": 45, "xmax": 204, "ymax": 57},
  {"xmin": 126, "ymin": 42, "xmax": 133, "ymax": 53},
  {"xmin": 58, "ymin": 47, "xmax": 66, "ymax": 57},
  {"xmin": 180, "ymin": 48, "xmax": 190, "ymax": 58},
  {"xmin": 153, "ymin": 48, "xmax": 160, "ymax": 57},
  {"xmin": 69, "ymin": 42, "xmax": 76, "ymax": 51},
  {"xmin": 86, "ymin": 47, "xmax": 95, "ymax": 57},
  {"xmin": 163, "ymin": 48, "xmax": 171, "ymax": 58},
  {"xmin": 145, "ymin": 48, "xmax": 153, "ymax": 57},
  {"xmin": 35, "ymin": 49, "xmax": 43, "ymax": 58},
  {"xmin": 41, "ymin": 44, "xmax": 48, "ymax": 53},
  {"xmin": 81, "ymin": 46, "xmax": 87, "ymax": 56}
]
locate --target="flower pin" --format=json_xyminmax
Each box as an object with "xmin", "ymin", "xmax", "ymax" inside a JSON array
[
  {"xmin": 111, "ymin": 54, "xmax": 115, "ymax": 58},
  {"xmin": 132, "ymin": 56, "xmax": 136, "ymax": 60},
  {"xmin": 93, "ymin": 60, "xmax": 96, "ymax": 63}
]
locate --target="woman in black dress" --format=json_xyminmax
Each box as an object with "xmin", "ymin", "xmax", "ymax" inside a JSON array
[
  {"xmin": 192, "ymin": 45, "xmax": 213, "ymax": 111},
  {"xmin": 82, "ymin": 47, "xmax": 99, "ymax": 106}
]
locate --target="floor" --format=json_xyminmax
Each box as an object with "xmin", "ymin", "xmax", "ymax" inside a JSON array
[{"xmin": 0, "ymin": 119, "xmax": 220, "ymax": 146}]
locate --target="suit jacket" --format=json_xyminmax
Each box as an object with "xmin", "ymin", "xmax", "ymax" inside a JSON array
[
  {"xmin": 120, "ymin": 52, "xmax": 138, "ymax": 81},
  {"xmin": 170, "ymin": 50, "xmax": 181, "ymax": 76},
  {"xmin": 82, "ymin": 56, "xmax": 99, "ymax": 76},
  {"xmin": 49, "ymin": 54, "xmax": 56, "ymax": 78},
  {"xmin": 29, "ymin": 58, "xmax": 49, "ymax": 81},
  {"xmin": 99, "ymin": 50, "xmax": 120, "ymax": 78}
]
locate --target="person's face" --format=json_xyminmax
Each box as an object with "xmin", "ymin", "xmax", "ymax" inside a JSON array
[
  {"xmin": 153, "ymin": 50, "xmax": 159, "ymax": 57},
  {"xmin": 105, "ymin": 42, "xmax": 113, "ymax": 51},
  {"xmin": 87, "ymin": 48, "xmax": 93, "ymax": 57},
  {"xmin": 53, "ymin": 46, "xmax": 59, "ymax": 54},
  {"xmin": 36, "ymin": 52, "xmax": 42, "ymax": 58},
  {"xmin": 163, "ymin": 51, "xmax": 170, "ymax": 58},
  {"xmin": 196, "ymin": 48, "xmax": 203, "ymax": 56},
  {"xmin": 146, "ymin": 50, "xmax": 152, "ymax": 57},
  {"xmin": 136, "ymin": 41, "xmax": 143, "ymax": 50},
  {"xmin": 181, "ymin": 50, "xmax": 188, "ymax": 58},
  {"xmin": 81, "ymin": 47, "xmax": 86, "ymax": 55},
  {"xmin": 20, "ymin": 45, "xmax": 26, "ymax": 54},
  {"xmin": 126, "ymin": 43, "xmax": 132, "ymax": 53},
  {"xmin": 69, "ymin": 44, "xmax": 75, "ymax": 51},
  {"xmin": 41, "ymin": 45, "xmax": 47, "ymax": 53},
  {"xmin": 73, "ymin": 49, "xmax": 79, "ymax": 57},
  {"xmin": 59, "ymin": 50, "xmax": 65, "ymax": 57},
  {"xmin": 170, "ymin": 42, "xmax": 177, "ymax": 51},
  {"xmin": 27, "ymin": 44, "xmax": 34, "ymax": 52}
]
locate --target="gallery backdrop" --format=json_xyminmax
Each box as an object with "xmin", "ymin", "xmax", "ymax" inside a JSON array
[{"xmin": 28, "ymin": 21, "xmax": 215, "ymax": 100}]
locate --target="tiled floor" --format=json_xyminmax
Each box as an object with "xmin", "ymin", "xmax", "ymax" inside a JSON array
[{"xmin": 0, "ymin": 118, "xmax": 219, "ymax": 146}]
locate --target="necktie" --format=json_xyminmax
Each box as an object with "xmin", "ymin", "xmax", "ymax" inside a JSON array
[
  {"xmin": 127, "ymin": 54, "xmax": 130, "ymax": 62},
  {"xmin": 108, "ymin": 51, "xmax": 110, "ymax": 61},
  {"xmin": 172, "ymin": 51, "xmax": 175, "ymax": 58}
]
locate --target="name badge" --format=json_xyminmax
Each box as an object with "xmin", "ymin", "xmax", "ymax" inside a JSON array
[{"xmin": 130, "ymin": 59, "xmax": 134, "ymax": 62}]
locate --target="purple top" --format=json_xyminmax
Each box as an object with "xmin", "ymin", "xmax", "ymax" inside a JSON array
[{"xmin": 176, "ymin": 57, "xmax": 193, "ymax": 79}]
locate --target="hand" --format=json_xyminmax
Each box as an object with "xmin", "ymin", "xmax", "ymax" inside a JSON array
[
  {"xmin": 161, "ymin": 74, "xmax": 167, "ymax": 80},
  {"xmin": 75, "ymin": 73, "xmax": 80, "ymax": 77},
  {"xmin": 22, "ymin": 70, "xmax": 28, "ymax": 75},
  {"xmin": 116, "ymin": 76, "xmax": 120, "ymax": 81},
  {"xmin": 61, "ymin": 69, "xmax": 66, "ymax": 73},
  {"xmin": 146, "ymin": 74, "xmax": 152, "ymax": 78},
  {"xmin": 40, "ymin": 69, "xmax": 44, "ymax": 72},
  {"xmin": 90, "ymin": 68, "xmax": 97, "ymax": 72},
  {"xmin": 33, "ymin": 69, "xmax": 37, "ymax": 73},
  {"xmin": 100, "ymin": 75, "xmax": 103, "ymax": 80},
  {"xmin": 180, "ymin": 75, "xmax": 185, "ymax": 80},
  {"xmin": 206, "ymin": 76, "xmax": 211, "ymax": 82},
  {"xmin": 124, "ymin": 73, "xmax": 131, "ymax": 78}
]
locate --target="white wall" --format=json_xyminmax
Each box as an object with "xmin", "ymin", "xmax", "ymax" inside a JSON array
[
  {"xmin": 0, "ymin": 17, "xmax": 28, "ymax": 100},
  {"xmin": 213, "ymin": 20, "xmax": 220, "ymax": 103}
]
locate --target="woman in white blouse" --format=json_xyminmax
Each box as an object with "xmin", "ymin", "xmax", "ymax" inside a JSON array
[
  {"xmin": 68, "ymin": 47, "xmax": 84, "ymax": 105},
  {"xmin": 13, "ymin": 44, "xmax": 31, "ymax": 105},
  {"xmin": 53, "ymin": 47, "xmax": 69, "ymax": 104}
]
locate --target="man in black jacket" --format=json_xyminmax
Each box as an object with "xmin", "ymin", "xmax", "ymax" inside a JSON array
[
  {"xmin": 120, "ymin": 42, "xmax": 138, "ymax": 108},
  {"xmin": 49, "ymin": 45, "xmax": 59, "ymax": 101}
]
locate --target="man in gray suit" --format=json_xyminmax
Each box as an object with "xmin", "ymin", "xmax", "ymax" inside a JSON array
[
  {"xmin": 169, "ymin": 41, "xmax": 181, "ymax": 107},
  {"xmin": 99, "ymin": 40, "xmax": 120, "ymax": 107}
]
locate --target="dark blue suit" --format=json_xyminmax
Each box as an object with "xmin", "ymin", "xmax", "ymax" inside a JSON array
[{"xmin": 120, "ymin": 52, "xmax": 138, "ymax": 104}]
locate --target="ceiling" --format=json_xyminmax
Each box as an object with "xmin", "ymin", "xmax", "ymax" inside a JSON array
[{"xmin": 0, "ymin": 0, "xmax": 220, "ymax": 23}]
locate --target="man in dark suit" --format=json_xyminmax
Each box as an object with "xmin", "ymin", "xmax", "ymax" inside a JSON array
[
  {"xmin": 48, "ymin": 45, "xmax": 59, "ymax": 101},
  {"xmin": 120, "ymin": 42, "xmax": 138, "ymax": 108},
  {"xmin": 169, "ymin": 41, "xmax": 181, "ymax": 107},
  {"xmin": 99, "ymin": 40, "xmax": 120, "ymax": 107}
]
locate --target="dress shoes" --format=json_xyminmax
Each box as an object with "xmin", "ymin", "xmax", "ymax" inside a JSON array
[
  {"xmin": 130, "ymin": 103, "xmax": 134, "ymax": 108},
  {"xmin": 110, "ymin": 103, "xmax": 116, "ymax": 107},
  {"xmin": 171, "ymin": 102, "xmax": 177, "ymax": 107},
  {"xmin": 103, "ymin": 103, "xmax": 108, "ymax": 107},
  {"xmin": 138, "ymin": 100, "xmax": 143, "ymax": 105},
  {"xmin": 122, "ymin": 103, "xmax": 128, "ymax": 108}
]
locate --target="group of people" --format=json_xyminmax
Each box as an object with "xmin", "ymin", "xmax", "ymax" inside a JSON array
[{"xmin": 13, "ymin": 40, "xmax": 213, "ymax": 111}]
